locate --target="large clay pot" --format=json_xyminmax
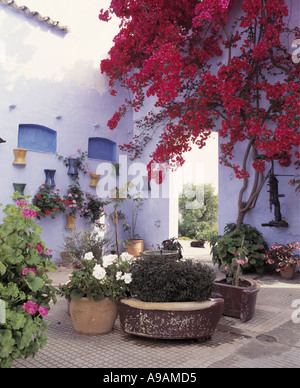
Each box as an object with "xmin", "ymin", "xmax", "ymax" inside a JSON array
[
  {"xmin": 126, "ymin": 239, "xmax": 144, "ymax": 257},
  {"xmin": 212, "ymin": 278, "xmax": 260, "ymax": 322},
  {"xmin": 70, "ymin": 297, "xmax": 118, "ymax": 335},
  {"xmin": 44, "ymin": 169, "xmax": 56, "ymax": 187},
  {"xmin": 118, "ymin": 298, "xmax": 224, "ymax": 341}
]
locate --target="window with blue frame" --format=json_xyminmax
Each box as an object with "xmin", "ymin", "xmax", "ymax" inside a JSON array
[
  {"xmin": 18, "ymin": 124, "xmax": 57, "ymax": 153},
  {"xmin": 88, "ymin": 137, "xmax": 117, "ymax": 162}
]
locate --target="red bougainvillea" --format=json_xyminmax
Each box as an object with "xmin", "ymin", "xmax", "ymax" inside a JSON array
[{"xmin": 99, "ymin": 0, "xmax": 300, "ymax": 226}]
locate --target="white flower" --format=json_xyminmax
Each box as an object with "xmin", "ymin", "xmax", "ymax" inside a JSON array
[
  {"xmin": 122, "ymin": 273, "xmax": 132, "ymax": 284},
  {"xmin": 93, "ymin": 264, "xmax": 106, "ymax": 280},
  {"xmin": 116, "ymin": 271, "xmax": 122, "ymax": 281},
  {"xmin": 120, "ymin": 252, "xmax": 134, "ymax": 262},
  {"xmin": 84, "ymin": 252, "xmax": 94, "ymax": 261},
  {"xmin": 102, "ymin": 254, "xmax": 118, "ymax": 268}
]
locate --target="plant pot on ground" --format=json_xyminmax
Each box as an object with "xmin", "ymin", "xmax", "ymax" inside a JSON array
[
  {"xmin": 118, "ymin": 255, "xmax": 224, "ymax": 341},
  {"xmin": 59, "ymin": 252, "xmax": 134, "ymax": 335},
  {"xmin": 210, "ymin": 234, "xmax": 260, "ymax": 322}
]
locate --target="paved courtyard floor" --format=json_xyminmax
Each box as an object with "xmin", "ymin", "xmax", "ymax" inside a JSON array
[{"xmin": 12, "ymin": 242, "xmax": 300, "ymax": 369}]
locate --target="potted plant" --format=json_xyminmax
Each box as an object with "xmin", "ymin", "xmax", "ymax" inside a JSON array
[
  {"xmin": 211, "ymin": 234, "xmax": 261, "ymax": 322},
  {"xmin": 122, "ymin": 185, "xmax": 144, "ymax": 257},
  {"xmin": 63, "ymin": 183, "xmax": 85, "ymax": 229},
  {"xmin": 61, "ymin": 225, "xmax": 111, "ymax": 268},
  {"xmin": 118, "ymin": 255, "xmax": 224, "ymax": 341},
  {"xmin": 56, "ymin": 149, "xmax": 89, "ymax": 181},
  {"xmin": 82, "ymin": 192, "xmax": 109, "ymax": 226},
  {"xmin": 0, "ymin": 196, "xmax": 57, "ymax": 368},
  {"xmin": 59, "ymin": 252, "xmax": 134, "ymax": 335},
  {"xmin": 32, "ymin": 184, "xmax": 65, "ymax": 220},
  {"xmin": 264, "ymin": 242, "xmax": 300, "ymax": 280}
]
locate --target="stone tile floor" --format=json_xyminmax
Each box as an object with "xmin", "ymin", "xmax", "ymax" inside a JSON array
[{"xmin": 12, "ymin": 242, "xmax": 300, "ymax": 369}]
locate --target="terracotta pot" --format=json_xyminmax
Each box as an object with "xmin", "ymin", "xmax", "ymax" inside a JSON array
[
  {"xmin": 118, "ymin": 298, "xmax": 224, "ymax": 341},
  {"xmin": 212, "ymin": 278, "xmax": 260, "ymax": 322},
  {"xmin": 70, "ymin": 297, "xmax": 118, "ymax": 335},
  {"xmin": 13, "ymin": 148, "xmax": 27, "ymax": 165},
  {"xmin": 65, "ymin": 215, "xmax": 76, "ymax": 230},
  {"xmin": 280, "ymin": 265, "xmax": 296, "ymax": 280},
  {"xmin": 89, "ymin": 173, "xmax": 100, "ymax": 187},
  {"xmin": 126, "ymin": 239, "xmax": 144, "ymax": 257}
]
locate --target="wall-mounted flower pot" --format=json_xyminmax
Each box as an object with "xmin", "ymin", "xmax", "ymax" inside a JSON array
[
  {"xmin": 44, "ymin": 169, "xmax": 56, "ymax": 187},
  {"xmin": 118, "ymin": 298, "xmax": 224, "ymax": 341},
  {"xmin": 67, "ymin": 158, "xmax": 79, "ymax": 177},
  {"xmin": 13, "ymin": 148, "xmax": 27, "ymax": 165},
  {"xmin": 65, "ymin": 214, "xmax": 76, "ymax": 230},
  {"xmin": 13, "ymin": 183, "xmax": 26, "ymax": 196},
  {"xmin": 89, "ymin": 173, "xmax": 100, "ymax": 187}
]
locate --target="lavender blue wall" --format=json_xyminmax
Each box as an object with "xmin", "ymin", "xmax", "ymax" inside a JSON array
[{"xmin": 0, "ymin": 3, "xmax": 172, "ymax": 262}]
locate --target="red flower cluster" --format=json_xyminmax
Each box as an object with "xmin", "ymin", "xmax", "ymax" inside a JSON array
[{"xmin": 99, "ymin": 0, "xmax": 299, "ymax": 187}]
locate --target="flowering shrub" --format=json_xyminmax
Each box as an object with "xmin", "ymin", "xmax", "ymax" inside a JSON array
[
  {"xmin": 221, "ymin": 237, "xmax": 249, "ymax": 286},
  {"xmin": 0, "ymin": 197, "xmax": 57, "ymax": 368},
  {"xmin": 209, "ymin": 223, "xmax": 268, "ymax": 275},
  {"xmin": 32, "ymin": 184, "xmax": 65, "ymax": 219},
  {"xmin": 59, "ymin": 252, "xmax": 134, "ymax": 302},
  {"xmin": 264, "ymin": 242, "xmax": 300, "ymax": 273},
  {"xmin": 82, "ymin": 192, "xmax": 108, "ymax": 226},
  {"xmin": 99, "ymin": 0, "xmax": 300, "ymax": 227},
  {"xmin": 63, "ymin": 184, "xmax": 85, "ymax": 217}
]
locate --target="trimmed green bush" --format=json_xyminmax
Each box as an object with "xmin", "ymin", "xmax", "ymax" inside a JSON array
[{"xmin": 129, "ymin": 255, "xmax": 216, "ymax": 303}]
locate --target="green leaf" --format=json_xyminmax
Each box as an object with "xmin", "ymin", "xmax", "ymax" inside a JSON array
[
  {"xmin": 71, "ymin": 289, "xmax": 84, "ymax": 299},
  {"xmin": 25, "ymin": 273, "xmax": 44, "ymax": 292},
  {"xmin": 0, "ymin": 262, "xmax": 6, "ymax": 276}
]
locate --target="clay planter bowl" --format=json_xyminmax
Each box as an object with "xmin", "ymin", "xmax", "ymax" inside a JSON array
[
  {"xmin": 212, "ymin": 278, "xmax": 260, "ymax": 322},
  {"xmin": 118, "ymin": 298, "xmax": 224, "ymax": 341}
]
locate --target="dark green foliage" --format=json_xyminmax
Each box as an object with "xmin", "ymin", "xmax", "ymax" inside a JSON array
[{"xmin": 130, "ymin": 255, "xmax": 216, "ymax": 303}]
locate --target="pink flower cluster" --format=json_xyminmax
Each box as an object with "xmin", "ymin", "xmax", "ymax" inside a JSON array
[{"xmin": 23, "ymin": 301, "xmax": 49, "ymax": 317}]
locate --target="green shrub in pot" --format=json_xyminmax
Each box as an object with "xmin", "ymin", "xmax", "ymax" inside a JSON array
[{"xmin": 129, "ymin": 255, "xmax": 216, "ymax": 303}]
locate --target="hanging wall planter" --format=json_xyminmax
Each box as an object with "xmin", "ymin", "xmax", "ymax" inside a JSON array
[
  {"xmin": 13, "ymin": 148, "xmax": 27, "ymax": 165},
  {"xmin": 67, "ymin": 158, "xmax": 79, "ymax": 178},
  {"xmin": 44, "ymin": 169, "xmax": 56, "ymax": 187},
  {"xmin": 65, "ymin": 215, "xmax": 76, "ymax": 230},
  {"xmin": 13, "ymin": 183, "xmax": 26, "ymax": 196},
  {"xmin": 89, "ymin": 173, "xmax": 100, "ymax": 187}
]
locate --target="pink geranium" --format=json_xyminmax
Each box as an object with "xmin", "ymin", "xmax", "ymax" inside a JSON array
[
  {"xmin": 22, "ymin": 268, "xmax": 37, "ymax": 276},
  {"xmin": 38, "ymin": 306, "xmax": 49, "ymax": 317},
  {"xmin": 21, "ymin": 208, "xmax": 37, "ymax": 219},
  {"xmin": 23, "ymin": 301, "xmax": 38, "ymax": 315}
]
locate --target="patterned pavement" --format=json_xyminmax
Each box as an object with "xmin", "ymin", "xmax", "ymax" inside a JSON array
[{"xmin": 12, "ymin": 243, "xmax": 300, "ymax": 369}]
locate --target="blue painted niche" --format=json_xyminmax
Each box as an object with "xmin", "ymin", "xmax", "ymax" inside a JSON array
[
  {"xmin": 18, "ymin": 124, "xmax": 57, "ymax": 153},
  {"xmin": 88, "ymin": 137, "xmax": 117, "ymax": 162}
]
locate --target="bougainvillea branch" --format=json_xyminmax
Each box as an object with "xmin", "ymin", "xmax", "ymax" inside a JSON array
[{"xmin": 99, "ymin": 0, "xmax": 300, "ymax": 227}]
